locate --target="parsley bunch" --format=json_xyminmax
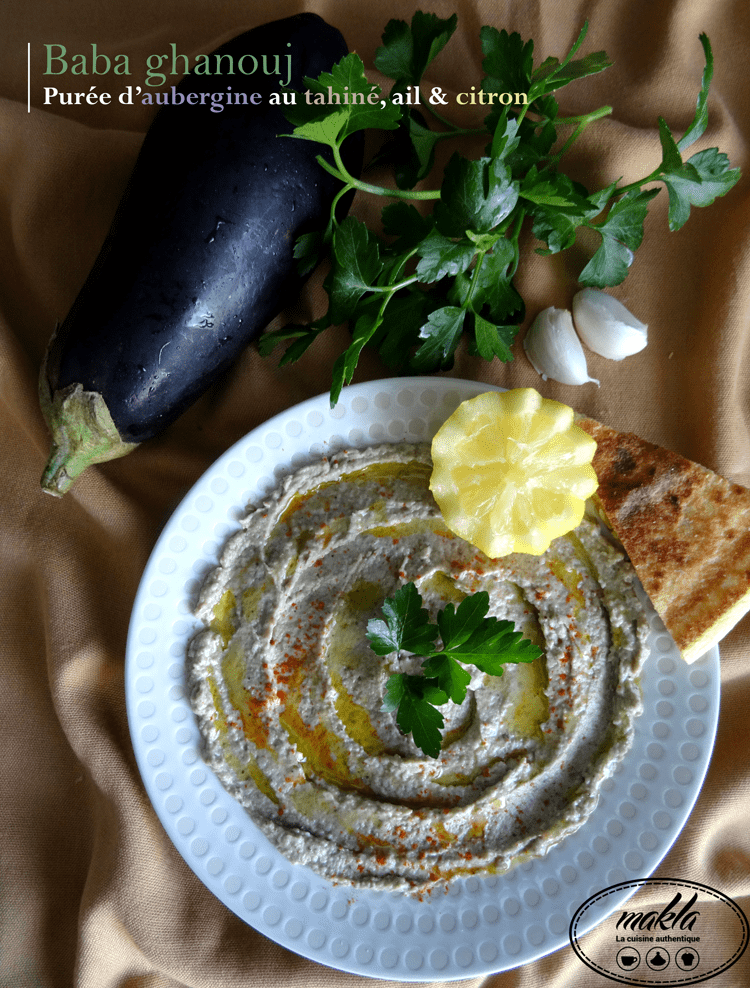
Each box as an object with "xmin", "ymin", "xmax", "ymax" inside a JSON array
[
  {"xmin": 259, "ymin": 12, "xmax": 740, "ymax": 405},
  {"xmin": 366, "ymin": 582, "xmax": 542, "ymax": 757}
]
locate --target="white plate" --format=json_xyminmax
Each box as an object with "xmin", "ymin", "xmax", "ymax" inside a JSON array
[{"xmin": 125, "ymin": 377, "xmax": 720, "ymax": 980}]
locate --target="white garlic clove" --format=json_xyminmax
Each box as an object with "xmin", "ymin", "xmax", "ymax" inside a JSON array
[
  {"xmin": 523, "ymin": 306, "xmax": 600, "ymax": 386},
  {"xmin": 572, "ymin": 288, "xmax": 648, "ymax": 360}
]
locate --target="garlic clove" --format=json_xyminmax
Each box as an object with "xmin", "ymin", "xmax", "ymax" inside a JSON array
[
  {"xmin": 523, "ymin": 306, "xmax": 600, "ymax": 386},
  {"xmin": 572, "ymin": 288, "xmax": 648, "ymax": 360}
]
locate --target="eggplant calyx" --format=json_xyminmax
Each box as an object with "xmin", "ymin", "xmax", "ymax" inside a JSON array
[{"xmin": 39, "ymin": 381, "xmax": 137, "ymax": 496}]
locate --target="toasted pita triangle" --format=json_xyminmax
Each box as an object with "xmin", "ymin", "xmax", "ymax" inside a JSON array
[{"xmin": 577, "ymin": 417, "xmax": 750, "ymax": 662}]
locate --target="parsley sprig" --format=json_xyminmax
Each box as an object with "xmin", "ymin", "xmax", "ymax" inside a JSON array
[
  {"xmin": 259, "ymin": 13, "xmax": 740, "ymax": 404},
  {"xmin": 366, "ymin": 582, "xmax": 543, "ymax": 758}
]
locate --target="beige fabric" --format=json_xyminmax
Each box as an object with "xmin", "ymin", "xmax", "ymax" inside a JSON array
[{"xmin": 2, "ymin": 0, "xmax": 749, "ymax": 984}]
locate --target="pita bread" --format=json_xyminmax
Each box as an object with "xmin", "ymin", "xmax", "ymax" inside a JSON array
[{"xmin": 576, "ymin": 417, "xmax": 750, "ymax": 662}]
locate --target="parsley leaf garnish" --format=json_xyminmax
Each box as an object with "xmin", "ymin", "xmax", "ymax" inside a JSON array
[
  {"xmin": 381, "ymin": 674, "xmax": 448, "ymax": 759},
  {"xmin": 260, "ymin": 15, "xmax": 740, "ymax": 404},
  {"xmin": 324, "ymin": 216, "xmax": 382, "ymax": 323},
  {"xmin": 480, "ymin": 27, "xmax": 534, "ymax": 99},
  {"xmin": 579, "ymin": 189, "xmax": 659, "ymax": 287},
  {"xmin": 375, "ymin": 11, "xmax": 458, "ymax": 87},
  {"xmin": 285, "ymin": 53, "xmax": 402, "ymax": 142},
  {"xmin": 435, "ymin": 155, "xmax": 519, "ymax": 236},
  {"xmin": 366, "ymin": 581, "xmax": 438, "ymax": 656},
  {"xmin": 367, "ymin": 582, "xmax": 543, "ymax": 758}
]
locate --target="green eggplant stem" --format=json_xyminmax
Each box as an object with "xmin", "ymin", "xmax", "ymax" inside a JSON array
[{"xmin": 39, "ymin": 374, "xmax": 137, "ymax": 497}]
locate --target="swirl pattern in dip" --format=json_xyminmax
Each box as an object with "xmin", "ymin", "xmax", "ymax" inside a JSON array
[{"xmin": 187, "ymin": 443, "xmax": 649, "ymax": 889}]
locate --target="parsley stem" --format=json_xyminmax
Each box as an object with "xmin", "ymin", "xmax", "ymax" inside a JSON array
[
  {"xmin": 464, "ymin": 250, "xmax": 487, "ymax": 310},
  {"xmin": 555, "ymin": 106, "xmax": 612, "ymax": 127},
  {"xmin": 515, "ymin": 102, "xmax": 531, "ymax": 127},
  {"xmin": 326, "ymin": 184, "xmax": 350, "ymax": 240},
  {"xmin": 614, "ymin": 168, "xmax": 663, "ymax": 198},
  {"xmin": 423, "ymin": 100, "xmax": 455, "ymax": 130},
  {"xmin": 508, "ymin": 208, "xmax": 526, "ymax": 276},
  {"xmin": 433, "ymin": 124, "xmax": 487, "ymax": 140},
  {"xmin": 370, "ymin": 275, "xmax": 419, "ymax": 294},
  {"xmin": 325, "ymin": 146, "xmax": 442, "ymax": 201},
  {"xmin": 422, "ymin": 98, "xmax": 486, "ymax": 138},
  {"xmin": 548, "ymin": 106, "xmax": 613, "ymax": 164}
]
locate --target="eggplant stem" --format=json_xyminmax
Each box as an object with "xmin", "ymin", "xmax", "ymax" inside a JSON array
[{"xmin": 39, "ymin": 377, "xmax": 137, "ymax": 496}]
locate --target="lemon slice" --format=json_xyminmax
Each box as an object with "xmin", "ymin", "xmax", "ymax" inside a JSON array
[{"xmin": 430, "ymin": 389, "xmax": 598, "ymax": 558}]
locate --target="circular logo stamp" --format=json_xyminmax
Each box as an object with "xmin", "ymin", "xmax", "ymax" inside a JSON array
[{"xmin": 569, "ymin": 879, "xmax": 748, "ymax": 985}]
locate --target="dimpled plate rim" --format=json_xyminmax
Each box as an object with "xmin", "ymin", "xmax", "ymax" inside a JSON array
[{"xmin": 125, "ymin": 376, "xmax": 720, "ymax": 981}]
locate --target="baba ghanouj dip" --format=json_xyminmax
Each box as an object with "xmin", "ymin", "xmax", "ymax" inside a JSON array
[{"xmin": 186, "ymin": 440, "xmax": 648, "ymax": 890}]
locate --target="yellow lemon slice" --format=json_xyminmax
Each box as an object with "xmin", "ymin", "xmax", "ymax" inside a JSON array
[{"xmin": 430, "ymin": 389, "xmax": 598, "ymax": 558}]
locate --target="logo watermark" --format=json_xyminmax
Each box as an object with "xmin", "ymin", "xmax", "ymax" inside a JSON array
[{"xmin": 569, "ymin": 879, "xmax": 748, "ymax": 985}]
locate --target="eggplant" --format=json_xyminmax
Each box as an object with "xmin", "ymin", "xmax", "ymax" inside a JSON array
[{"xmin": 40, "ymin": 13, "xmax": 361, "ymax": 496}]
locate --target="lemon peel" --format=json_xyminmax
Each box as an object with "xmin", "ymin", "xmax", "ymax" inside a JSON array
[{"xmin": 429, "ymin": 389, "xmax": 598, "ymax": 558}]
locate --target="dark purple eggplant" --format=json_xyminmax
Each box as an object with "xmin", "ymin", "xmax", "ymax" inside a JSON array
[{"xmin": 39, "ymin": 13, "xmax": 361, "ymax": 496}]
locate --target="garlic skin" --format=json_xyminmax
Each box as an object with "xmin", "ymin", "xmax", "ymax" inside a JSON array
[
  {"xmin": 572, "ymin": 288, "xmax": 648, "ymax": 360},
  {"xmin": 523, "ymin": 306, "xmax": 600, "ymax": 386}
]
